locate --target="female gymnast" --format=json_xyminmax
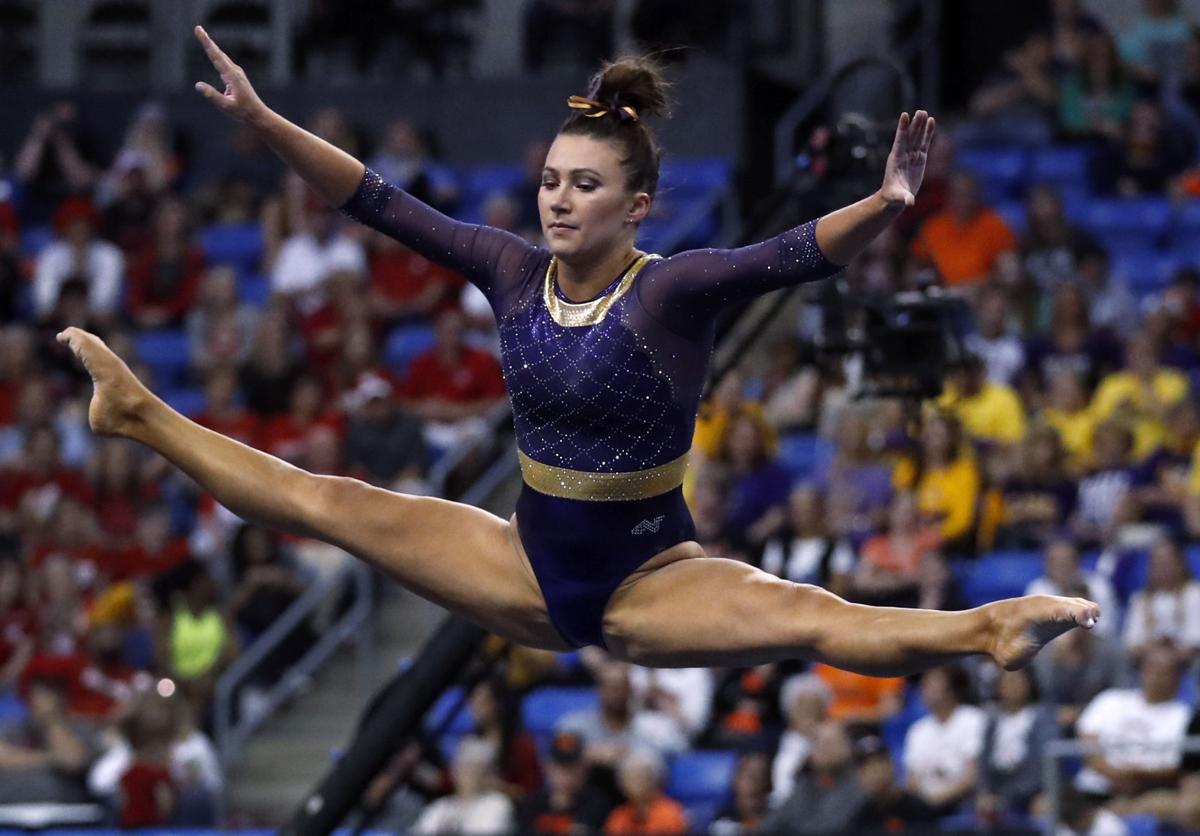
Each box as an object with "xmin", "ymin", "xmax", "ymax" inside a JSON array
[{"xmin": 58, "ymin": 26, "xmax": 1100, "ymax": 676}]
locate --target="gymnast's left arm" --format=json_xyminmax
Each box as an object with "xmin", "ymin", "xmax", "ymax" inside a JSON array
[{"xmin": 814, "ymin": 109, "xmax": 936, "ymax": 265}]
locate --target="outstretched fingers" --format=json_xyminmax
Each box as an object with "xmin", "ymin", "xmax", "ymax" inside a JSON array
[{"xmin": 194, "ymin": 25, "xmax": 234, "ymax": 73}]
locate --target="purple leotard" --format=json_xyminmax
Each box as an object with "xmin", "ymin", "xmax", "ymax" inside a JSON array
[{"xmin": 341, "ymin": 167, "xmax": 840, "ymax": 647}]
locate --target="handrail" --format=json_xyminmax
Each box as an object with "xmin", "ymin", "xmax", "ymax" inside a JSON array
[{"xmin": 213, "ymin": 559, "xmax": 374, "ymax": 765}]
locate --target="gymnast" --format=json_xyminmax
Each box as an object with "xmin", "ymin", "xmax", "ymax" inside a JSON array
[{"xmin": 58, "ymin": 26, "xmax": 1099, "ymax": 675}]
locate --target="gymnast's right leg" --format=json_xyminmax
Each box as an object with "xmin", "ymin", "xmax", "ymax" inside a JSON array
[{"xmin": 58, "ymin": 327, "xmax": 571, "ymax": 652}]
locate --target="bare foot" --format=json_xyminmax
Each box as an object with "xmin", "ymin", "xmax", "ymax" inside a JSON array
[
  {"xmin": 987, "ymin": 594, "xmax": 1100, "ymax": 671},
  {"xmin": 56, "ymin": 327, "xmax": 151, "ymax": 438}
]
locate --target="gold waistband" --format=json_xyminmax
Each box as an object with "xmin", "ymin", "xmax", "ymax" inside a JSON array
[{"xmin": 518, "ymin": 449, "xmax": 689, "ymax": 502}]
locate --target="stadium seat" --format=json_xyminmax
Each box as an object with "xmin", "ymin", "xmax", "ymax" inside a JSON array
[
  {"xmin": 1120, "ymin": 814, "xmax": 1161, "ymax": 835},
  {"xmin": 683, "ymin": 800, "xmax": 722, "ymax": 831},
  {"xmin": 134, "ymin": 329, "xmax": 192, "ymax": 388},
  {"xmin": 1111, "ymin": 251, "xmax": 1181, "ymax": 293},
  {"xmin": 1108, "ymin": 549, "xmax": 1150, "ymax": 603},
  {"xmin": 199, "ymin": 223, "xmax": 264, "ymax": 275},
  {"xmin": 383, "ymin": 323, "xmax": 437, "ymax": 376},
  {"xmin": 464, "ymin": 164, "xmax": 524, "ymax": 209},
  {"xmin": 424, "ymin": 686, "xmax": 475, "ymax": 736},
  {"xmin": 993, "ymin": 200, "xmax": 1026, "ymax": 234},
  {"xmin": 521, "ymin": 687, "xmax": 598, "ymax": 739},
  {"xmin": 1168, "ymin": 199, "xmax": 1200, "ymax": 252},
  {"xmin": 160, "ymin": 387, "xmax": 206, "ymax": 417},
  {"xmin": 957, "ymin": 551, "xmax": 1045, "ymax": 607},
  {"xmin": 778, "ymin": 433, "xmax": 833, "ymax": 481},
  {"xmin": 956, "ymin": 148, "xmax": 1028, "ymax": 202},
  {"xmin": 239, "ymin": 274, "xmax": 271, "ymax": 307},
  {"xmin": 1029, "ymin": 146, "xmax": 1091, "ymax": 189},
  {"xmin": 18, "ymin": 224, "xmax": 52, "ymax": 260},
  {"xmin": 666, "ymin": 750, "xmax": 737, "ymax": 803},
  {"xmin": 1083, "ymin": 198, "xmax": 1171, "ymax": 252}
]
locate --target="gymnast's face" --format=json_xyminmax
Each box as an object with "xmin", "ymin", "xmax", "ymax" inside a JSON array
[{"xmin": 539, "ymin": 133, "xmax": 651, "ymax": 262}]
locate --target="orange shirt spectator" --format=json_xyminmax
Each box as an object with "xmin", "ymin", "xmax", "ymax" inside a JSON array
[
  {"xmin": 811, "ymin": 662, "xmax": 904, "ymax": 725},
  {"xmin": 861, "ymin": 527, "xmax": 941, "ymax": 576},
  {"xmin": 911, "ymin": 172, "xmax": 1016, "ymax": 286},
  {"xmin": 604, "ymin": 796, "xmax": 689, "ymax": 836}
]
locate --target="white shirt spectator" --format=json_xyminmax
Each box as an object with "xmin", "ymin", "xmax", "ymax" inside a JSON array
[
  {"xmin": 965, "ymin": 332, "xmax": 1025, "ymax": 386},
  {"xmin": 33, "ymin": 239, "xmax": 123, "ymax": 318},
  {"xmin": 558, "ymin": 706, "xmax": 687, "ymax": 759},
  {"xmin": 761, "ymin": 537, "xmax": 856, "ymax": 584},
  {"xmin": 87, "ymin": 729, "xmax": 223, "ymax": 798},
  {"xmin": 628, "ymin": 667, "xmax": 713, "ymax": 740},
  {"xmin": 412, "ymin": 791, "xmax": 513, "ymax": 835},
  {"xmin": 1074, "ymin": 688, "xmax": 1190, "ymax": 795},
  {"xmin": 1122, "ymin": 583, "xmax": 1200, "ymax": 654},
  {"xmin": 270, "ymin": 231, "xmax": 366, "ymax": 311},
  {"xmin": 769, "ymin": 729, "xmax": 812, "ymax": 808},
  {"xmin": 1026, "ymin": 574, "xmax": 1119, "ymax": 638},
  {"xmin": 903, "ymin": 704, "xmax": 987, "ymax": 801}
]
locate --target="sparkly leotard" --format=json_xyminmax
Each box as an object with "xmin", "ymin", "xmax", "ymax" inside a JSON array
[{"xmin": 342, "ymin": 168, "xmax": 840, "ymax": 647}]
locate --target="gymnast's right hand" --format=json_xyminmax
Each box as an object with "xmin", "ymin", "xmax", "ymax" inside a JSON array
[
  {"xmin": 56, "ymin": 327, "xmax": 152, "ymax": 439},
  {"xmin": 192, "ymin": 25, "xmax": 267, "ymax": 124}
]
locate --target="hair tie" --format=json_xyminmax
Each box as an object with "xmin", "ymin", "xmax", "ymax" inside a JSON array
[{"xmin": 567, "ymin": 92, "xmax": 639, "ymax": 123}]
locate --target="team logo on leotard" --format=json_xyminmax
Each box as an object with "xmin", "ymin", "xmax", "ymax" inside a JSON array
[{"xmin": 631, "ymin": 515, "xmax": 666, "ymax": 535}]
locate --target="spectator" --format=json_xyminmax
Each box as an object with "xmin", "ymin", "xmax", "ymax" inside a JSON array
[
  {"xmin": 1058, "ymin": 30, "xmax": 1134, "ymax": 140},
  {"xmin": 523, "ymin": 0, "xmax": 614, "ymax": 73},
  {"xmin": 1072, "ymin": 420, "xmax": 1138, "ymax": 546},
  {"xmin": 716, "ymin": 411, "xmax": 791, "ymax": 555},
  {"xmin": 517, "ymin": 730, "xmax": 612, "ymax": 835},
  {"xmin": 0, "ymin": 423, "xmax": 93, "ymax": 536},
  {"xmin": 702, "ymin": 662, "xmax": 783, "ymax": 749},
  {"xmin": 810, "ymin": 662, "xmax": 904, "ymax": 732},
  {"xmin": 467, "ymin": 676, "xmax": 543, "ymax": 800},
  {"xmin": 269, "ymin": 194, "xmax": 366, "ymax": 314},
  {"xmin": 903, "ymin": 665, "xmax": 986, "ymax": 814},
  {"xmin": 98, "ymin": 150, "xmax": 161, "ymax": 256},
  {"xmin": 0, "ymin": 558, "xmax": 33, "ymax": 692},
  {"xmin": 850, "ymin": 735, "xmax": 937, "ymax": 835},
  {"xmin": 1123, "ymin": 537, "xmax": 1200, "ymax": 663},
  {"xmin": 1049, "ymin": 0, "xmax": 1107, "ymax": 71},
  {"xmin": 1118, "ymin": 0, "xmax": 1191, "ymax": 85},
  {"xmin": 366, "ymin": 229, "xmax": 463, "ymax": 326},
  {"xmin": 87, "ymin": 437, "xmax": 163, "ymax": 547},
  {"xmin": 988, "ymin": 427, "xmax": 1079, "ymax": 548},
  {"xmin": 196, "ymin": 367, "xmax": 258, "ymax": 446},
  {"xmin": 937, "ymin": 353, "xmax": 1027, "ymax": 447},
  {"xmin": 759, "ymin": 486, "xmax": 856, "ymax": 597},
  {"xmin": 812, "ymin": 407, "xmax": 893, "ymax": 543},
  {"xmin": 97, "ymin": 101, "xmax": 186, "ymax": 206},
  {"xmin": 343, "ymin": 373, "xmax": 425, "ymax": 491},
  {"xmin": 126, "ymin": 198, "xmax": 205, "ymax": 330},
  {"xmin": 159, "ymin": 563, "xmax": 233, "ymax": 723},
  {"xmin": 909, "ymin": 171, "xmax": 1017, "ymax": 287},
  {"xmin": 976, "ymin": 667, "xmax": 1056, "ymax": 816},
  {"xmin": 1099, "ymin": 99, "xmax": 1193, "ymax": 195},
  {"xmin": 965, "ymin": 286, "xmax": 1026, "ymax": 386},
  {"xmin": 763, "ymin": 720, "xmax": 865, "ymax": 835},
  {"xmin": 195, "ymin": 122, "xmax": 280, "ymax": 225},
  {"xmin": 769, "ymin": 673, "xmax": 830, "ymax": 807},
  {"xmin": 399, "ymin": 309, "xmax": 507, "ymax": 456},
  {"xmin": 1023, "ymin": 282, "xmax": 1121, "ymax": 395},
  {"xmin": 1033, "ymin": 606, "xmax": 1126, "ymax": 730},
  {"xmin": 414, "ymin": 737, "xmax": 515, "ymax": 836},
  {"xmin": 603, "ymin": 746, "xmax": 687, "ymax": 836},
  {"xmin": 964, "ymin": 30, "xmax": 1060, "ymax": 147},
  {"xmin": 1042, "ymin": 370, "xmax": 1098, "ymax": 472},
  {"xmin": 1025, "ymin": 540, "xmax": 1118, "ymax": 636},
  {"xmin": 1019, "ymin": 184, "xmax": 1098, "ymax": 293},
  {"xmin": 1131, "ymin": 399, "xmax": 1198, "ymax": 532},
  {"xmin": 893, "ymin": 412, "xmax": 981, "ymax": 551},
  {"xmin": 32, "ymin": 197, "xmax": 123, "ymax": 322},
  {"xmin": 367, "ymin": 119, "xmax": 454, "ymax": 210},
  {"xmin": 259, "ymin": 375, "xmax": 346, "ymax": 464},
  {"xmin": 1093, "ymin": 332, "xmax": 1188, "ymax": 461},
  {"xmin": 0, "ymin": 201, "xmax": 20, "ymax": 325},
  {"xmin": 237, "ymin": 307, "xmax": 300, "ymax": 418},
  {"xmin": 1079, "ymin": 248, "xmax": 1138, "ymax": 339},
  {"xmin": 0, "ymin": 673, "xmax": 98, "ymax": 812},
  {"xmin": 0, "ymin": 326, "xmax": 36, "ymax": 429},
  {"xmin": 710, "ymin": 751, "xmax": 770, "ymax": 836},
  {"xmin": 1075, "ymin": 642, "xmax": 1190, "ymax": 799},
  {"xmin": 186, "ymin": 266, "xmax": 259, "ymax": 374},
  {"xmin": 13, "ymin": 102, "xmax": 98, "ymax": 226},
  {"xmin": 0, "ymin": 375, "xmax": 91, "ymax": 468},
  {"xmin": 854, "ymin": 491, "xmax": 948, "ymax": 609}
]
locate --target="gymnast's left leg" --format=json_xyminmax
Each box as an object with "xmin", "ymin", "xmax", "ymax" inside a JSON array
[{"xmin": 599, "ymin": 552, "xmax": 1100, "ymax": 674}]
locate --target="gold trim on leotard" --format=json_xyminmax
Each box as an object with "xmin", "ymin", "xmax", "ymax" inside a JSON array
[
  {"xmin": 518, "ymin": 449, "xmax": 689, "ymax": 502},
  {"xmin": 544, "ymin": 253, "xmax": 660, "ymax": 327}
]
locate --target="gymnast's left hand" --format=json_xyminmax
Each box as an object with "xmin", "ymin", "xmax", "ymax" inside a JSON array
[{"xmin": 879, "ymin": 110, "xmax": 936, "ymax": 209}]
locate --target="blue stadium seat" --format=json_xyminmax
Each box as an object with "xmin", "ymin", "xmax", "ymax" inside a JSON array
[
  {"xmin": 956, "ymin": 148, "xmax": 1029, "ymax": 202},
  {"xmin": 464, "ymin": 164, "xmax": 524, "ymax": 205},
  {"xmin": 1084, "ymin": 198, "xmax": 1171, "ymax": 252},
  {"xmin": 383, "ymin": 323, "xmax": 437, "ymax": 377},
  {"xmin": 1110, "ymin": 549, "xmax": 1150, "ymax": 602},
  {"xmin": 1168, "ymin": 199, "xmax": 1200, "ymax": 251},
  {"xmin": 199, "ymin": 223, "xmax": 264, "ymax": 275},
  {"xmin": 134, "ymin": 329, "xmax": 192, "ymax": 388},
  {"xmin": 161, "ymin": 388, "xmax": 206, "ymax": 417},
  {"xmin": 240, "ymin": 274, "xmax": 271, "ymax": 307},
  {"xmin": 778, "ymin": 433, "xmax": 833, "ymax": 481},
  {"xmin": 1029, "ymin": 146, "xmax": 1091, "ymax": 188},
  {"xmin": 521, "ymin": 687, "xmax": 598, "ymax": 739},
  {"xmin": 993, "ymin": 200, "xmax": 1026, "ymax": 234},
  {"xmin": 0, "ymin": 691, "xmax": 25, "ymax": 725},
  {"xmin": 1187, "ymin": 545, "xmax": 1200, "ymax": 579},
  {"xmin": 1120, "ymin": 814, "xmax": 1161, "ymax": 835},
  {"xmin": 683, "ymin": 800, "xmax": 722, "ymax": 831},
  {"xmin": 957, "ymin": 551, "xmax": 1045, "ymax": 607},
  {"xmin": 666, "ymin": 750, "xmax": 737, "ymax": 803},
  {"xmin": 882, "ymin": 685, "xmax": 926, "ymax": 780},
  {"xmin": 18, "ymin": 224, "xmax": 52, "ymax": 260},
  {"xmin": 424, "ymin": 686, "xmax": 475, "ymax": 736},
  {"xmin": 1111, "ymin": 251, "xmax": 1181, "ymax": 293}
]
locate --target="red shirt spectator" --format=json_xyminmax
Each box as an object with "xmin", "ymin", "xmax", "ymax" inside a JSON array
[
  {"xmin": 257, "ymin": 377, "xmax": 346, "ymax": 461},
  {"xmin": 126, "ymin": 243, "xmax": 204, "ymax": 329},
  {"xmin": 119, "ymin": 762, "xmax": 175, "ymax": 828},
  {"xmin": 368, "ymin": 233, "xmax": 464, "ymax": 320},
  {"xmin": 400, "ymin": 311, "xmax": 505, "ymax": 408}
]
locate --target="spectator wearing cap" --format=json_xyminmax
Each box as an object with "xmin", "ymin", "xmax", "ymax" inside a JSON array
[
  {"xmin": 770, "ymin": 673, "xmax": 831, "ymax": 807},
  {"xmin": 603, "ymin": 747, "xmax": 687, "ymax": 836},
  {"xmin": 936, "ymin": 353, "xmax": 1027, "ymax": 448},
  {"xmin": 344, "ymin": 372, "xmax": 425, "ymax": 493},
  {"xmin": 1075, "ymin": 642, "xmax": 1191, "ymax": 799},
  {"xmin": 710, "ymin": 751, "xmax": 770, "ymax": 836},
  {"xmin": 413, "ymin": 737, "xmax": 515, "ymax": 835},
  {"xmin": 517, "ymin": 730, "xmax": 612, "ymax": 835},
  {"xmin": 902, "ymin": 665, "xmax": 986, "ymax": 814},
  {"xmin": 32, "ymin": 197, "xmax": 123, "ymax": 322},
  {"xmin": 762, "ymin": 720, "xmax": 865, "ymax": 835},
  {"xmin": 399, "ymin": 309, "xmax": 507, "ymax": 456},
  {"xmin": 976, "ymin": 667, "xmax": 1057, "ymax": 817},
  {"xmin": 909, "ymin": 171, "xmax": 1017, "ymax": 288},
  {"xmin": 269, "ymin": 193, "xmax": 366, "ymax": 314},
  {"xmin": 849, "ymin": 735, "xmax": 937, "ymax": 835}
]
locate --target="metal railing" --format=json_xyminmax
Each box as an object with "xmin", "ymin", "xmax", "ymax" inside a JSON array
[{"xmin": 213, "ymin": 559, "xmax": 374, "ymax": 765}]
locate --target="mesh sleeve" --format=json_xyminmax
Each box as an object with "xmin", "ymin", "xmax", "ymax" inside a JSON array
[
  {"xmin": 339, "ymin": 167, "xmax": 539, "ymax": 303},
  {"xmin": 635, "ymin": 219, "xmax": 842, "ymax": 338}
]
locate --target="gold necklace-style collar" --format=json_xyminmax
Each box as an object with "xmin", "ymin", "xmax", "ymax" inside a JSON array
[{"xmin": 544, "ymin": 253, "xmax": 659, "ymax": 327}]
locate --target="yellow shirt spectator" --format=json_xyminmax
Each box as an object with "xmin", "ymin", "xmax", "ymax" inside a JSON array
[
  {"xmin": 1043, "ymin": 406, "xmax": 1097, "ymax": 471},
  {"xmin": 1091, "ymin": 369, "xmax": 1188, "ymax": 460},
  {"xmin": 893, "ymin": 453, "xmax": 981, "ymax": 544},
  {"xmin": 937, "ymin": 381, "xmax": 1027, "ymax": 445},
  {"xmin": 1188, "ymin": 440, "xmax": 1200, "ymax": 495}
]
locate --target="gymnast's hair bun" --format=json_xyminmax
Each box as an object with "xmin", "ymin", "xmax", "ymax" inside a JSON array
[{"xmin": 590, "ymin": 56, "xmax": 673, "ymax": 121}]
